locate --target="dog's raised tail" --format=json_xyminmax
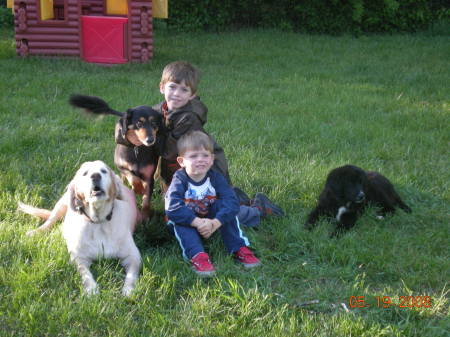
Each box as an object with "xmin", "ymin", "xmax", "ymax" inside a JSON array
[
  {"xmin": 69, "ymin": 94, "xmax": 124, "ymax": 117},
  {"xmin": 18, "ymin": 202, "xmax": 51, "ymax": 220}
]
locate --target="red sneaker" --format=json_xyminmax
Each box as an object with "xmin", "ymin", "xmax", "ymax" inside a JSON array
[
  {"xmin": 234, "ymin": 247, "xmax": 261, "ymax": 268},
  {"xmin": 190, "ymin": 252, "xmax": 216, "ymax": 277}
]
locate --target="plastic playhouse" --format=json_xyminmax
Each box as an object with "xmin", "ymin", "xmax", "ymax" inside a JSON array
[{"xmin": 8, "ymin": 0, "xmax": 167, "ymax": 64}]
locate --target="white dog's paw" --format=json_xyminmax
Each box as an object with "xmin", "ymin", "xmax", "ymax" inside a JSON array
[
  {"xmin": 26, "ymin": 229, "xmax": 37, "ymax": 237},
  {"xmin": 121, "ymin": 285, "xmax": 135, "ymax": 297},
  {"xmin": 84, "ymin": 283, "xmax": 99, "ymax": 296}
]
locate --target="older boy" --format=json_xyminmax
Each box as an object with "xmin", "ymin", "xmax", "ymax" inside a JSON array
[
  {"xmin": 153, "ymin": 61, "xmax": 230, "ymax": 188},
  {"xmin": 165, "ymin": 131, "xmax": 261, "ymax": 276}
]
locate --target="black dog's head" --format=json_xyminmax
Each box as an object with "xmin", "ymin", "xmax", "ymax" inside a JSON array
[
  {"xmin": 325, "ymin": 165, "xmax": 368, "ymax": 210},
  {"xmin": 121, "ymin": 106, "xmax": 162, "ymax": 146}
]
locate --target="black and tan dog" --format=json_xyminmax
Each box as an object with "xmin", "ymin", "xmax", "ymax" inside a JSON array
[
  {"xmin": 305, "ymin": 164, "xmax": 412, "ymax": 237},
  {"xmin": 69, "ymin": 94, "xmax": 163, "ymax": 218}
]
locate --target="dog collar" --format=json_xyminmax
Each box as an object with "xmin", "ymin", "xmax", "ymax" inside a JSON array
[
  {"xmin": 106, "ymin": 204, "xmax": 114, "ymax": 221},
  {"xmin": 77, "ymin": 204, "xmax": 114, "ymax": 223},
  {"xmin": 134, "ymin": 146, "xmax": 140, "ymax": 158}
]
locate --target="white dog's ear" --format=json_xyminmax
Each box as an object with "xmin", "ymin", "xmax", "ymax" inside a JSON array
[
  {"xmin": 68, "ymin": 182, "xmax": 85, "ymax": 213},
  {"xmin": 108, "ymin": 169, "xmax": 121, "ymax": 200}
]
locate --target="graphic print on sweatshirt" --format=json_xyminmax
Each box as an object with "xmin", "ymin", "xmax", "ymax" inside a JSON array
[{"xmin": 184, "ymin": 177, "xmax": 217, "ymax": 216}]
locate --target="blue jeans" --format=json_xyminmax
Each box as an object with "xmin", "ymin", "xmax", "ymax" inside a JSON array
[{"xmin": 168, "ymin": 216, "xmax": 250, "ymax": 260}]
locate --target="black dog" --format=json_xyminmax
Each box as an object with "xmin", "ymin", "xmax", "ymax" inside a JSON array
[
  {"xmin": 305, "ymin": 165, "xmax": 411, "ymax": 237},
  {"xmin": 69, "ymin": 94, "xmax": 163, "ymax": 218}
]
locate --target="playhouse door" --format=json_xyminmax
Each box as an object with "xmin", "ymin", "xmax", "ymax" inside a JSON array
[{"xmin": 81, "ymin": 16, "xmax": 128, "ymax": 64}]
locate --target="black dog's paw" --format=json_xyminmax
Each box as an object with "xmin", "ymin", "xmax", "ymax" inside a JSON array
[
  {"xmin": 304, "ymin": 222, "xmax": 316, "ymax": 231},
  {"xmin": 401, "ymin": 204, "xmax": 412, "ymax": 214},
  {"xmin": 330, "ymin": 225, "xmax": 349, "ymax": 238},
  {"xmin": 329, "ymin": 230, "xmax": 341, "ymax": 238}
]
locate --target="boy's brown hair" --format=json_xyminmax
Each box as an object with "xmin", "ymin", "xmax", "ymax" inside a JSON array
[
  {"xmin": 177, "ymin": 131, "xmax": 214, "ymax": 157},
  {"xmin": 160, "ymin": 61, "xmax": 200, "ymax": 93}
]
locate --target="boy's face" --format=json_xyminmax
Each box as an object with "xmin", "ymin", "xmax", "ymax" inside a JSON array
[
  {"xmin": 160, "ymin": 80, "xmax": 196, "ymax": 110},
  {"xmin": 177, "ymin": 147, "xmax": 214, "ymax": 182}
]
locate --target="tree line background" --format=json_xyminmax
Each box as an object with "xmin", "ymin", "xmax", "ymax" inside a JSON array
[
  {"xmin": 0, "ymin": 0, "xmax": 449, "ymax": 33},
  {"xmin": 166, "ymin": 0, "xmax": 448, "ymax": 34}
]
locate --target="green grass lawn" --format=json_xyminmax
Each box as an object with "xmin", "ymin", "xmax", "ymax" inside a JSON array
[{"xmin": 0, "ymin": 27, "xmax": 449, "ymax": 336}]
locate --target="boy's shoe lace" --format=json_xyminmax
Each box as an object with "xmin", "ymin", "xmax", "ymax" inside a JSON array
[
  {"xmin": 234, "ymin": 247, "xmax": 261, "ymax": 268},
  {"xmin": 251, "ymin": 192, "xmax": 285, "ymax": 217},
  {"xmin": 190, "ymin": 252, "xmax": 216, "ymax": 277}
]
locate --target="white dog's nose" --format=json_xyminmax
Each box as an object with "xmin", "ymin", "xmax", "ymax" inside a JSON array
[{"xmin": 91, "ymin": 173, "xmax": 101, "ymax": 183}]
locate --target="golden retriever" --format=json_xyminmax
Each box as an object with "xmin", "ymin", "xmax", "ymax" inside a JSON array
[{"xmin": 19, "ymin": 160, "xmax": 141, "ymax": 296}]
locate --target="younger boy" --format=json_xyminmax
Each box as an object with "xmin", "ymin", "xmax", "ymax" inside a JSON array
[{"xmin": 165, "ymin": 131, "xmax": 261, "ymax": 276}]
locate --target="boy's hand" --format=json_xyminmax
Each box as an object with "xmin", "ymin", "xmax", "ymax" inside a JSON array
[
  {"xmin": 210, "ymin": 219, "xmax": 222, "ymax": 236},
  {"xmin": 191, "ymin": 217, "xmax": 204, "ymax": 228},
  {"xmin": 198, "ymin": 220, "xmax": 214, "ymax": 239},
  {"xmin": 191, "ymin": 218, "xmax": 222, "ymax": 239},
  {"xmin": 191, "ymin": 218, "xmax": 213, "ymax": 238}
]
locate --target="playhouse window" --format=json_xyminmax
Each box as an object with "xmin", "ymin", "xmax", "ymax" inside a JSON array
[
  {"xmin": 106, "ymin": 0, "xmax": 128, "ymax": 15},
  {"xmin": 40, "ymin": 0, "xmax": 66, "ymax": 21}
]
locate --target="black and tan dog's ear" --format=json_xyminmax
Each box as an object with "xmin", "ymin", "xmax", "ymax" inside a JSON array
[
  {"xmin": 118, "ymin": 109, "xmax": 135, "ymax": 137},
  {"xmin": 120, "ymin": 113, "xmax": 129, "ymax": 138},
  {"xmin": 114, "ymin": 121, "xmax": 131, "ymax": 146}
]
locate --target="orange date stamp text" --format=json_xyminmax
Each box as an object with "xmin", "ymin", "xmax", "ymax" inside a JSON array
[{"xmin": 349, "ymin": 295, "xmax": 432, "ymax": 309}]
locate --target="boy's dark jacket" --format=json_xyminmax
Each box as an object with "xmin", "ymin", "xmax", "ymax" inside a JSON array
[{"xmin": 115, "ymin": 97, "xmax": 230, "ymax": 186}]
